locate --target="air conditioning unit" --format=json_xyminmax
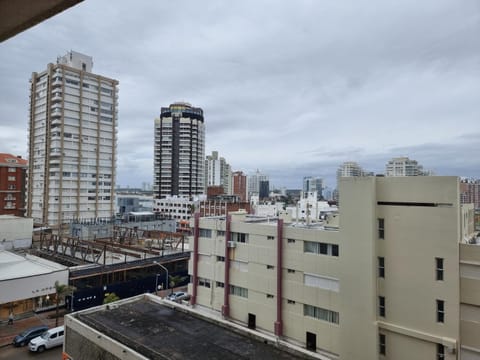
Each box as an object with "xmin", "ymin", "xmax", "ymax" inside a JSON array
[{"xmin": 227, "ymin": 241, "xmax": 236, "ymax": 248}]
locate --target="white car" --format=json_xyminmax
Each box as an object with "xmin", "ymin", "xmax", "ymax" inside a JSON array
[
  {"xmin": 29, "ymin": 325, "xmax": 64, "ymax": 353},
  {"xmin": 167, "ymin": 291, "xmax": 190, "ymax": 302}
]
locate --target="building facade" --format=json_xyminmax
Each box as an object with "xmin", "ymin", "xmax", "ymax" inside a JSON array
[
  {"xmin": 205, "ymin": 151, "xmax": 231, "ymax": 194},
  {"xmin": 303, "ymin": 176, "xmax": 323, "ymax": 200},
  {"xmin": 385, "ymin": 156, "xmax": 427, "ymax": 176},
  {"xmin": 188, "ymin": 176, "xmax": 478, "ymax": 360},
  {"xmin": 231, "ymin": 171, "xmax": 247, "ymax": 202},
  {"xmin": 153, "ymin": 102, "xmax": 205, "ymax": 199},
  {"xmin": 27, "ymin": 51, "xmax": 118, "ymax": 225},
  {"xmin": 0, "ymin": 153, "xmax": 27, "ymax": 217},
  {"xmin": 460, "ymin": 178, "xmax": 480, "ymax": 209},
  {"xmin": 248, "ymin": 169, "xmax": 269, "ymax": 199}
]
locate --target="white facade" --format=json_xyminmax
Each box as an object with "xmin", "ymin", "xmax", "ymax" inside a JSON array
[
  {"xmin": 154, "ymin": 102, "xmax": 205, "ymax": 198},
  {"xmin": 0, "ymin": 250, "xmax": 68, "ymax": 307},
  {"xmin": 385, "ymin": 156, "xmax": 427, "ymax": 176},
  {"xmin": 286, "ymin": 191, "xmax": 337, "ymax": 222},
  {"xmin": 303, "ymin": 177, "xmax": 323, "ymax": 199},
  {"xmin": 153, "ymin": 195, "xmax": 205, "ymax": 221},
  {"xmin": 0, "ymin": 215, "xmax": 33, "ymax": 250},
  {"xmin": 247, "ymin": 169, "xmax": 269, "ymax": 198},
  {"xmin": 205, "ymin": 151, "xmax": 231, "ymax": 193},
  {"xmin": 336, "ymin": 161, "xmax": 366, "ymax": 178},
  {"xmin": 27, "ymin": 51, "xmax": 118, "ymax": 225}
]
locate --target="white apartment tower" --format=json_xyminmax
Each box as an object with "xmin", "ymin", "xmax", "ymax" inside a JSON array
[
  {"xmin": 385, "ymin": 156, "xmax": 427, "ymax": 176},
  {"xmin": 205, "ymin": 151, "xmax": 231, "ymax": 194},
  {"xmin": 154, "ymin": 102, "xmax": 205, "ymax": 198},
  {"xmin": 247, "ymin": 169, "xmax": 269, "ymax": 198},
  {"xmin": 27, "ymin": 51, "xmax": 118, "ymax": 225}
]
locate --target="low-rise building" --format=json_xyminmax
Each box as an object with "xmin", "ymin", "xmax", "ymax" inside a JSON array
[
  {"xmin": 0, "ymin": 214, "xmax": 33, "ymax": 250},
  {"xmin": 188, "ymin": 176, "xmax": 478, "ymax": 360}
]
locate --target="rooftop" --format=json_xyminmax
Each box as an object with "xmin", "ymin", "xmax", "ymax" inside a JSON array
[
  {"xmin": 71, "ymin": 295, "xmax": 307, "ymax": 359},
  {"xmin": 0, "ymin": 250, "xmax": 67, "ymax": 281}
]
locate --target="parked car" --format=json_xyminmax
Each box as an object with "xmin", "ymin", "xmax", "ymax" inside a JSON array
[
  {"xmin": 167, "ymin": 291, "xmax": 190, "ymax": 302},
  {"xmin": 12, "ymin": 325, "xmax": 49, "ymax": 347},
  {"xmin": 28, "ymin": 325, "xmax": 64, "ymax": 353}
]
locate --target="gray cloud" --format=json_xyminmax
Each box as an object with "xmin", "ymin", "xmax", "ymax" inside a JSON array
[{"xmin": 0, "ymin": 0, "xmax": 479, "ymax": 189}]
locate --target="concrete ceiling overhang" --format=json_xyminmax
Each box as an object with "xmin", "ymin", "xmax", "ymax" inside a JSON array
[{"xmin": 0, "ymin": 0, "xmax": 83, "ymax": 42}]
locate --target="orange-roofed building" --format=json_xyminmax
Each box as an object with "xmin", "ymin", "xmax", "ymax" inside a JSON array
[{"xmin": 0, "ymin": 153, "xmax": 28, "ymax": 217}]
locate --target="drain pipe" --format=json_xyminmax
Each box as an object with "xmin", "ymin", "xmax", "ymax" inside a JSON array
[
  {"xmin": 222, "ymin": 214, "xmax": 232, "ymax": 317},
  {"xmin": 190, "ymin": 212, "xmax": 200, "ymax": 305},
  {"xmin": 274, "ymin": 218, "xmax": 284, "ymax": 336}
]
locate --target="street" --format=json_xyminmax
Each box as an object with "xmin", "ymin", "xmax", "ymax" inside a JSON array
[{"xmin": 0, "ymin": 344, "xmax": 61, "ymax": 360}]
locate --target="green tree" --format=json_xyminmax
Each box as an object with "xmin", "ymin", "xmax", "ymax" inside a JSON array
[
  {"xmin": 169, "ymin": 275, "xmax": 188, "ymax": 294},
  {"xmin": 103, "ymin": 292, "xmax": 120, "ymax": 304},
  {"xmin": 54, "ymin": 281, "xmax": 76, "ymax": 327}
]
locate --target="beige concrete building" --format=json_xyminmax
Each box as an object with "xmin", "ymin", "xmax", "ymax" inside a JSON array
[{"xmin": 188, "ymin": 176, "xmax": 478, "ymax": 360}]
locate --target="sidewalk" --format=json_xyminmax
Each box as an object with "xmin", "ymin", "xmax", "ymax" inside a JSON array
[{"xmin": 0, "ymin": 310, "xmax": 64, "ymax": 348}]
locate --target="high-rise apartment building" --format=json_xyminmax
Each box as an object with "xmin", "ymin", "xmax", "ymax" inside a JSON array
[
  {"xmin": 27, "ymin": 51, "xmax": 118, "ymax": 225},
  {"xmin": 0, "ymin": 153, "xmax": 28, "ymax": 217},
  {"xmin": 231, "ymin": 171, "xmax": 247, "ymax": 202},
  {"xmin": 303, "ymin": 176, "xmax": 323, "ymax": 199},
  {"xmin": 153, "ymin": 102, "xmax": 205, "ymax": 199},
  {"xmin": 385, "ymin": 156, "xmax": 427, "ymax": 176},
  {"xmin": 247, "ymin": 169, "xmax": 268, "ymax": 199},
  {"xmin": 188, "ymin": 176, "xmax": 478, "ymax": 359},
  {"xmin": 460, "ymin": 178, "xmax": 480, "ymax": 209},
  {"xmin": 205, "ymin": 151, "xmax": 231, "ymax": 194},
  {"xmin": 336, "ymin": 161, "xmax": 366, "ymax": 178}
]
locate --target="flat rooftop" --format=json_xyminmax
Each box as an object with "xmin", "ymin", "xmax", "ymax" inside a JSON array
[
  {"xmin": 73, "ymin": 295, "xmax": 306, "ymax": 359},
  {"xmin": 0, "ymin": 250, "xmax": 67, "ymax": 281}
]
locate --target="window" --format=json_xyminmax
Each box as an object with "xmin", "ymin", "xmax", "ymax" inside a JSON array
[
  {"xmin": 379, "ymin": 296, "xmax": 385, "ymax": 317},
  {"xmin": 437, "ymin": 300, "xmax": 445, "ymax": 323},
  {"xmin": 267, "ymin": 235, "xmax": 274, "ymax": 240},
  {"xmin": 231, "ymin": 232, "xmax": 248, "ymax": 243},
  {"xmin": 378, "ymin": 257, "xmax": 385, "ymax": 278},
  {"xmin": 229, "ymin": 285, "xmax": 248, "ymax": 298},
  {"xmin": 287, "ymin": 299, "xmax": 296, "ymax": 304},
  {"xmin": 304, "ymin": 273, "xmax": 339, "ymax": 292},
  {"xmin": 304, "ymin": 304, "xmax": 339, "ymax": 324},
  {"xmin": 437, "ymin": 343, "xmax": 445, "ymax": 359},
  {"xmin": 216, "ymin": 256, "xmax": 225, "ymax": 262},
  {"xmin": 7, "ymin": 184, "xmax": 15, "ymax": 190},
  {"xmin": 266, "ymin": 294, "xmax": 274, "ymax": 298},
  {"xmin": 199, "ymin": 229, "xmax": 212, "ymax": 238},
  {"xmin": 266, "ymin": 265, "xmax": 274, "ymax": 270},
  {"xmin": 217, "ymin": 230, "xmax": 225, "ymax": 236},
  {"xmin": 216, "ymin": 281, "xmax": 224, "ymax": 288},
  {"xmin": 378, "ymin": 218, "xmax": 385, "ymax": 239},
  {"xmin": 287, "ymin": 268, "xmax": 295, "ymax": 273},
  {"xmin": 198, "ymin": 277, "xmax": 211, "ymax": 288},
  {"xmin": 304, "ymin": 241, "xmax": 339, "ymax": 257},
  {"xmin": 379, "ymin": 334, "xmax": 386, "ymax": 355},
  {"xmin": 436, "ymin": 258, "xmax": 444, "ymax": 281},
  {"xmin": 8, "ymin": 167, "xmax": 16, "ymax": 172},
  {"xmin": 287, "ymin": 238, "xmax": 296, "ymax": 243},
  {"xmin": 7, "ymin": 176, "xmax": 15, "ymax": 181}
]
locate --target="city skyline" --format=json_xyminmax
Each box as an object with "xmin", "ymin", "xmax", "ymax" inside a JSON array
[{"xmin": 0, "ymin": 0, "xmax": 479, "ymax": 189}]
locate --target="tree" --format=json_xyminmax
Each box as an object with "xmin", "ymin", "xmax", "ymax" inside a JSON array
[
  {"xmin": 103, "ymin": 292, "xmax": 120, "ymax": 304},
  {"xmin": 169, "ymin": 275, "xmax": 188, "ymax": 294},
  {"xmin": 54, "ymin": 281, "xmax": 75, "ymax": 327}
]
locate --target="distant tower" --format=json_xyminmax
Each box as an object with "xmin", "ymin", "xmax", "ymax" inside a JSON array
[
  {"xmin": 385, "ymin": 157, "xmax": 428, "ymax": 176},
  {"xmin": 27, "ymin": 51, "xmax": 118, "ymax": 225},
  {"xmin": 248, "ymin": 169, "xmax": 268, "ymax": 199},
  {"xmin": 205, "ymin": 151, "xmax": 231, "ymax": 194},
  {"xmin": 154, "ymin": 102, "xmax": 205, "ymax": 198},
  {"xmin": 231, "ymin": 171, "xmax": 247, "ymax": 202},
  {"xmin": 303, "ymin": 176, "xmax": 323, "ymax": 199}
]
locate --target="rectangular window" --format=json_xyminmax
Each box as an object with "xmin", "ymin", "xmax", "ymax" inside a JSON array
[
  {"xmin": 379, "ymin": 296, "xmax": 385, "ymax": 317},
  {"xmin": 287, "ymin": 268, "xmax": 295, "ymax": 273},
  {"xmin": 199, "ymin": 229, "xmax": 212, "ymax": 238},
  {"xmin": 216, "ymin": 256, "xmax": 225, "ymax": 262},
  {"xmin": 304, "ymin": 241, "xmax": 339, "ymax": 257},
  {"xmin": 7, "ymin": 184, "xmax": 15, "ymax": 190},
  {"xmin": 266, "ymin": 265, "xmax": 274, "ymax": 270},
  {"xmin": 229, "ymin": 285, "xmax": 248, "ymax": 298},
  {"xmin": 287, "ymin": 299, "xmax": 296, "ymax": 304},
  {"xmin": 266, "ymin": 294, "xmax": 274, "ymax": 298},
  {"xmin": 436, "ymin": 258, "xmax": 444, "ymax": 281},
  {"xmin": 378, "ymin": 257, "xmax": 385, "ymax": 278},
  {"xmin": 379, "ymin": 334, "xmax": 386, "ymax": 355},
  {"xmin": 437, "ymin": 343, "xmax": 445, "ymax": 359},
  {"xmin": 7, "ymin": 176, "xmax": 15, "ymax": 181},
  {"xmin": 287, "ymin": 238, "xmax": 296, "ymax": 243},
  {"xmin": 304, "ymin": 273, "xmax": 339, "ymax": 292},
  {"xmin": 231, "ymin": 232, "xmax": 248, "ymax": 243},
  {"xmin": 267, "ymin": 235, "xmax": 274, "ymax": 240},
  {"xmin": 216, "ymin": 281, "xmax": 225, "ymax": 288},
  {"xmin": 378, "ymin": 218, "xmax": 385, "ymax": 239},
  {"xmin": 437, "ymin": 300, "xmax": 445, "ymax": 323},
  {"xmin": 198, "ymin": 277, "xmax": 211, "ymax": 288},
  {"xmin": 217, "ymin": 230, "xmax": 225, "ymax": 236},
  {"xmin": 8, "ymin": 167, "xmax": 16, "ymax": 172},
  {"xmin": 304, "ymin": 304, "xmax": 339, "ymax": 324}
]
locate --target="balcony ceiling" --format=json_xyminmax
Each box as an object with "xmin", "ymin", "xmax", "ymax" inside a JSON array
[{"xmin": 0, "ymin": 0, "xmax": 83, "ymax": 42}]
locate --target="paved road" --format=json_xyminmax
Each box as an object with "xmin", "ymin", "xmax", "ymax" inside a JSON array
[{"xmin": 0, "ymin": 344, "xmax": 61, "ymax": 359}]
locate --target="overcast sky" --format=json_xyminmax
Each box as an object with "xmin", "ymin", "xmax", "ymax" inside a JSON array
[{"xmin": 1, "ymin": 0, "xmax": 479, "ymax": 189}]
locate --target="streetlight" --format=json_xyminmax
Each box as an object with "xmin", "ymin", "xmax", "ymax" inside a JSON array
[{"xmin": 153, "ymin": 261, "xmax": 168, "ymax": 295}]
